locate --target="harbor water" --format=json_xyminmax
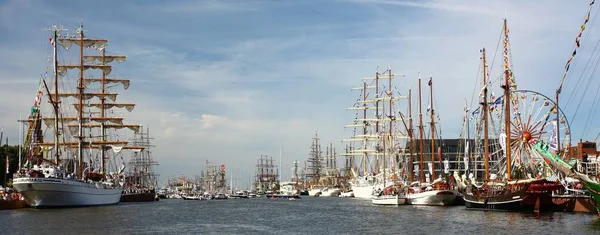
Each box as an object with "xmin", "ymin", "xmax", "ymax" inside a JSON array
[{"xmin": 1, "ymin": 197, "xmax": 600, "ymax": 234}]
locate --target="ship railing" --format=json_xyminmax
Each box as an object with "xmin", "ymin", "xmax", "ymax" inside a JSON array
[{"xmin": 580, "ymin": 161, "xmax": 599, "ymax": 179}]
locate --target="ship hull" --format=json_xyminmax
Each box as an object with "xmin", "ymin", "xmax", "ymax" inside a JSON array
[
  {"xmin": 308, "ymin": 189, "xmax": 321, "ymax": 196},
  {"xmin": 406, "ymin": 190, "xmax": 457, "ymax": 206},
  {"xmin": 321, "ymin": 188, "xmax": 341, "ymax": 197},
  {"xmin": 464, "ymin": 188, "xmax": 528, "ymax": 211},
  {"xmin": 266, "ymin": 194, "xmax": 300, "ymax": 199},
  {"xmin": 372, "ymin": 194, "xmax": 406, "ymax": 206},
  {"xmin": 120, "ymin": 192, "xmax": 157, "ymax": 202},
  {"xmin": 574, "ymin": 172, "xmax": 600, "ymax": 214},
  {"xmin": 13, "ymin": 177, "xmax": 122, "ymax": 208},
  {"xmin": 352, "ymin": 181, "xmax": 391, "ymax": 199}
]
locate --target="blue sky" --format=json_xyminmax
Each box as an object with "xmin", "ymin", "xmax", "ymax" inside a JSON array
[{"xmin": 0, "ymin": 0, "xmax": 599, "ymax": 187}]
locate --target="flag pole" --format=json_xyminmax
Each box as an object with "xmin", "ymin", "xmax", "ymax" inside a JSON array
[{"xmin": 4, "ymin": 157, "xmax": 7, "ymax": 189}]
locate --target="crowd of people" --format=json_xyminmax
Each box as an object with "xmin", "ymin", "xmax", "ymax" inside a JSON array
[{"xmin": 1, "ymin": 189, "xmax": 23, "ymax": 201}]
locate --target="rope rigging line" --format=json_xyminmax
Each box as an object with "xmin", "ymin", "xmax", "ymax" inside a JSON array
[{"xmin": 582, "ymin": 82, "xmax": 600, "ymax": 138}]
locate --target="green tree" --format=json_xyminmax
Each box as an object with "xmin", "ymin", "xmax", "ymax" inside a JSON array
[{"xmin": 1, "ymin": 145, "xmax": 21, "ymax": 187}]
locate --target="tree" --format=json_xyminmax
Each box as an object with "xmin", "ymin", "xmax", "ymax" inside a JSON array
[{"xmin": 1, "ymin": 145, "xmax": 21, "ymax": 187}]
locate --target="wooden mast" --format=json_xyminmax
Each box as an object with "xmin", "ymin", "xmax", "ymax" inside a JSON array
[
  {"xmin": 503, "ymin": 18, "xmax": 512, "ymax": 181},
  {"xmin": 481, "ymin": 48, "xmax": 489, "ymax": 182},
  {"xmin": 429, "ymin": 76, "xmax": 435, "ymax": 181},
  {"xmin": 388, "ymin": 67, "xmax": 394, "ymax": 183},
  {"xmin": 100, "ymin": 48, "xmax": 106, "ymax": 174},
  {"xmin": 375, "ymin": 70, "xmax": 380, "ymax": 175},
  {"xmin": 77, "ymin": 23, "xmax": 85, "ymax": 179},
  {"xmin": 555, "ymin": 91, "xmax": 561, "ymax": 154},
  {"xmin": 418, "ymin": 77, "xmax": 424, "ymax": 183},
  {"xmin": 362, "ymin": 81, "xmax": 368, "ymax": 176},
  {"xmin": 408, "ymin": 87, "xmax": 414, "ymax": 181},
  {"xmin": 52, "ymin": 27, "xmax": 60, "ymax": 165}
]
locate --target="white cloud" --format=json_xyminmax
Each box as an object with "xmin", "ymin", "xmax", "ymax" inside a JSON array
[{"xmin": 0, "ymin": 0, "xmax": 598, "ymax": 185}]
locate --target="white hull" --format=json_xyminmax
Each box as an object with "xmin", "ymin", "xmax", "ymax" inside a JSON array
[
  {"xmin": 352, "ymin": 181, "xmax": 391, "ymax": 199},
  {"xmin": 308, "ymin": 189, "xmax": 321, "ymax": 196},
  {"xmin": 372, "ymin": 194, "xmax": 406, "ymax": 206},
  {"xmin": 13, "ymin": 177, "xmax": 122, "ymax": 207},
  {"xmin": 406, "ymin": 190, "xmax": 457, "ymax": 206},
  {"xmin": 321, "ymin": 188, "xmax": 341, "ymax": 197}
]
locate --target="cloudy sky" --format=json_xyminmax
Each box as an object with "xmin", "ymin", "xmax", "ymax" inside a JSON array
[{"xmin": 0, "ymin": 0, "xmax": 599, "ymax": 187}]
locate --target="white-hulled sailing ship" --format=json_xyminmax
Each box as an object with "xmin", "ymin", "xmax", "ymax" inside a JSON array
[
  {"xmin": 404, "ymin": 75, "xmax": 457, "ymax": 206},
  {"xmin": 13, "ymin": 23, "xmax": 144, "ymax": 207},
  {"xmin": 344, "ymin": 67, "xmax": 409, "ymax": 200}
]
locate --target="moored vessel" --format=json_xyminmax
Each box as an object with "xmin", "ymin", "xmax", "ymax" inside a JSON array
[{"xmin": 13, "ymin": 23, "xmax": 144, "ymax": 208}]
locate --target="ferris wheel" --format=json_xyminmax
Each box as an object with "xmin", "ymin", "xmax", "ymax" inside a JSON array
[{"xmin": 487, "ymin": 89, "xmax": 571, "ymax": 167}]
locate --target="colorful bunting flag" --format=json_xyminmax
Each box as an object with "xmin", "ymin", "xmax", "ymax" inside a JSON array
[{"xmin": 558, "ymin": 0, "xmax": 595, "ymax": 94}]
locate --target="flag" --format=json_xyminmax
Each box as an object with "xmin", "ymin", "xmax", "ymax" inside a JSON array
[
  {"xmin": 428, "ymin": 77, "xmax": 432, "ymax": 86},
  {"xmin": 49, "ymin": 37, "xmax": 55, "ymax": 46}
]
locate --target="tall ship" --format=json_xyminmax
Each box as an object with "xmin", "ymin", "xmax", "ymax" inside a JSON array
[
  {"xmin": 203, "ymin": 160, "xmax": 228, "ymax": 197},
  {"xmin": 344, "ymin": 67, "xmax": 409, "ymax": 199},
  {"xmin": 13, "ymin": 23, "xmax": 144, "ymax": 207},
  {"xmin": 254, "ymin": 155, "xmax": 278, "ymax": 194},
  {"xmin": 462, "ymin": 19, "xmax": 561, "ymax": 211},
  {"xmin": 305, "ymin": 132, "xmax": 324, "ymax": 196},
  {"xmin": 404, "ymin": 76, "xmax": 457, "ymax": 206},
  {"xmin": 121, "ymin": 127, "xmax": 159, "ymax": 202}
]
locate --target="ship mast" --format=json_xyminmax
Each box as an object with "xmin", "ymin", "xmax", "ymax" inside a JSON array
[
  {"xmin": 503, "ymin": 18, "xmax": 512, "ymax": 181},
  {"xmin": 481, "ymin": 48, "xmax": 489, "ymax": 182},
  {"xmin": 388, "ymin": 67, "xmax": 394, "ymax": 182},
  {"xmin": 408, "ymin": 87, "xmax": 414, "ymax": 181},
  {"xmin": 375, "ymin": 70, "xmax": 380, "ymax": 175},
  {"xmin": 51, "ymin": 26, "xmax": 62, "ymax": 165},
  {"xmin": 418, "ymin": 76, "xmax": 424, "ymax": 183},
  {"xmin": 429, "ymin": 76, "xmax": 435, "ymax": 181},
  {"xmin": 362, "ymin": 81, "xmax": 368, "ymax": 176},
  {"xmin": 77, "ymin": 23, "xmax": 85, "ymax": 179},
  {"xmin": 100, "ymin": 49, "xmax": 106, "ymax": 174}
]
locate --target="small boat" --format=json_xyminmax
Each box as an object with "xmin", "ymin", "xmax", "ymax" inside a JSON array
[
  {"xmin": 372, "ymin": 194, "xmax": 406, "ymax": 206},
  {"xmin": 182, "ymin": 194, "xmax": 201, "ymax": 200},
  {"xmin": 339, "ymin": 190, "xmax": 355, "ymax": 198},
  {"xmin": 371, "ymin": 186, "xmax": 406, "ymax": 206},
  {"xmin": 265, "ymin": 193, "xmax": 300, "ymax": 199}
]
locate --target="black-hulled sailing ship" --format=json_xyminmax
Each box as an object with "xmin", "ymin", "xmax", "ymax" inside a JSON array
[
  {"xmin": 121, "ymin": 127, "xmax": 159, "ymax": 202},
  {"xmin": 463, "ymin": 19, "xmax": 560, "ymax": 210}
]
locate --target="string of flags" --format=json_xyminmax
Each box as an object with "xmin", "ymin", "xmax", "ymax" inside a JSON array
[{"xmin": 558, "ymin": 0, "xmax": 595, "ymax": 94}]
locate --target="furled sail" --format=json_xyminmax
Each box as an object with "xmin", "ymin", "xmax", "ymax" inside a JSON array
[
  {"xmin": 50, "ymin": 92, "xmax": 118, "ymax": 102},
  {"xmin": 83, "ymin": 78, "xmax": 130, "ymax": 90},
  {"xmin": 73, "ymin": 103, "xmax": 135, "ymax": 112},
  {"xmin": 58, "ymin": 38, "xmax": 108, "ymax": 50},
  {"xmin": 42, "ymin": 117, "xmax": 124, "ymax": 127},
  {"xmin": 83, "ymin": 55, "xmax": 126, "ymax": 64},
  {"xmin": 67, "ymin": 124, "xmax": 141, "ymax": 133},
  {"xmin": 57, "ymin": 65, "xmax": 112, "ymax": 76}
]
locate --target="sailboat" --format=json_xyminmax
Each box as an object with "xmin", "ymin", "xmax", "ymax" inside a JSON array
[
  {"xmin": 121, "ymin": 127, "xmax": 159, "ymax": 202},
  {"xmin": 12, "ymin": 23, "xmax": 143, "ymax": 207},
  {"xmin": 345, "ymin": 67, "xmax": 406, "ymax": 199},
  {"xmin": 463, "ymin": 20, "xmax": 558, "ymax": 210},
  {"xmin": 371, "ymin": 133, "xmax": 407, "ymax": 206},
  {"xmin": 405, "ymin": 76, "xmax": 457, "ymax": 206}
]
